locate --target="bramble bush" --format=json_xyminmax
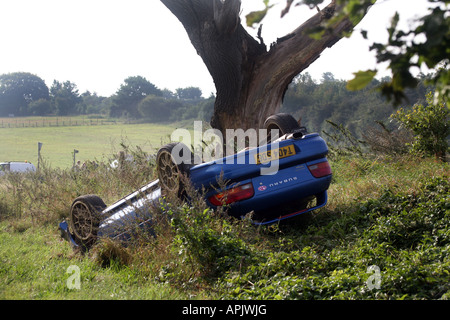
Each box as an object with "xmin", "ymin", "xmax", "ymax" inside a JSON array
[
  {"xmin": 218, "ymin": 176, "xmax": 449, "ymax": 300},
  {"xmin": 159, "ymin": 179, "xmax": 258, "ymax": 279}
]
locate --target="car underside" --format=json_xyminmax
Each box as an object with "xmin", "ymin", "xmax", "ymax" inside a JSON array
[{"xmin": 59, "ymin": 113, "xmax": 332, "ymax": 250}]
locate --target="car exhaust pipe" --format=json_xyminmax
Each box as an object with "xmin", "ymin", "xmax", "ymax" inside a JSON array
[{"xmin": 287, "ymin": 127, "xmax": 307, "ymax": 140}]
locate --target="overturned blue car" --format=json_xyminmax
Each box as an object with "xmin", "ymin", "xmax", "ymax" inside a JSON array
[{"xmin": 59, "ymin": 114, "xmax": 332, "ymax": 250}]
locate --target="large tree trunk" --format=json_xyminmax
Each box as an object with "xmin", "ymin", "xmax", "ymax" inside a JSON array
[{"xmin": 161, "ymin": 0, "xmax": 367, "ymax": 132}]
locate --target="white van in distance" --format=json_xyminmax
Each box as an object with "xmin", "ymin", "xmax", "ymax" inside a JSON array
[{"xmin": 0, "ymin": 161, "xmax": 36, "ymax": 176}]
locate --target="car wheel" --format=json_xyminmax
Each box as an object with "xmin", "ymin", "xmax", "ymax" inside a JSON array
[
  {"xmin": 156, "ymin": 142, "xmax": 192, "ymax": 197},
  {"xmin": 69, "ymin": 195, "xmax": 106, "ymax": 249},
  {"xmin": 264, "ymin": 113, "xmax": 302, "ymax": 143}
]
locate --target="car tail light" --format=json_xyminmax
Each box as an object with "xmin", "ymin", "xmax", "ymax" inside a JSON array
[
  {"xmin": 308, "ymin": 161, "xmax": 332, "ymax": 178},
  {"xmin": 209, "ymin": 183, "xmax": 254, "ymax": 206}
]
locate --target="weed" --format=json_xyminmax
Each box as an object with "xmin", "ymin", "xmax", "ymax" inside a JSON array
[{"xmin": 91, "ymin": 238, "xmax": 132, "ymax": 269}]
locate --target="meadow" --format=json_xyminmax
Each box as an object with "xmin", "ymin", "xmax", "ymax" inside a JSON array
[
  {"xmin": 0, "ymin": 117, "xmax": 448, "ymax": 301},
  {"xmin": 0, "ymin": 117, "xmax": 182, "ymax": 168}
]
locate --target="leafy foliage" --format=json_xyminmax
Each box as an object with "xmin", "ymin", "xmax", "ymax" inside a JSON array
[
  {"xmin": 246, "ymin": 0, "xmax": 274, "ymax": 27},
  {"xmin": 391, "ymin": 91, "xmax": 449, "ymax": 159},
  {"xmin": 281, "ymin": 72, "xmax": 430, "ymax": 139},
  {"xmin": 367, "ymin": 4, "xmax": 450, "ymax": 105},
  {"xmin": 0, "ymin": 72, "xmax": 49, "ymax": 116},
  {"xmin": 50, "ymin": 80, "xmax": 82, "ymax": 116},
  {"xmin": 169, "ymin": 205, "xmax": 253, "ymax": 277},
  {"xmin": 251, "ymin": 0, "xmax": 449, "ymax": 104},
  {"xmin": 346, "ymin": 70, "xmax": 377, "ymax": 91},
  {"xmin": 220, "ymin": 176, "xmax": 449, "ymax": 300},
  {"xmin": 109, "ymin": 76, "xmax": 163, "ymax": 118}
]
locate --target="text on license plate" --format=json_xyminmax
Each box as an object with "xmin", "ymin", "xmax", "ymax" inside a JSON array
[{"xmin": 254, "ymin": 145, "xmax": 296, "ymax": 164}]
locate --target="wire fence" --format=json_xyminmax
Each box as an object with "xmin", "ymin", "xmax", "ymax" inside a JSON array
[{"xmin": 0, "ymin": 117, "xmax": 120, "ymax": 128}]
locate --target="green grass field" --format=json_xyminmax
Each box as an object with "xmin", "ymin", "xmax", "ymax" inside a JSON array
[
  {"xmin": 0, "ymin": 223, "xmax": 196, "ymax": 299},
  {"xmin": 0, "ymin": 121, "xmax": 179, "ymax": 168}
]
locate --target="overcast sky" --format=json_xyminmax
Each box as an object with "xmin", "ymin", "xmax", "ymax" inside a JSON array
[{"xmin": 0, "ymin": 0, "xmax": 433, "ymax": 97}]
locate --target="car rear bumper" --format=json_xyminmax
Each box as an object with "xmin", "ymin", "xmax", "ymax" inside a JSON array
[
  {"xmin": 252, "ymin": 191, "xmax": 328, "ymax": 225},
  {"xmin": 205, "ymin": 156, "xmax": 332, "ymax": 223}
]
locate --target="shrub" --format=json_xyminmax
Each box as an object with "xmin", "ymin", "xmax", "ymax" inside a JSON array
[
  {"xmin": 137, "ymin": 95, "xmax": 183, "ymax": 122},
  {"xmin": 362, "ymin": 121, "xmax": 413, "ymax": 155},
  {"xmin": 391, "ymin": 91, "xmax": 449, "ymax": 160},
  {"xmin": 0, "ymin": 197, "xmax": 11, "ymax": 220},
  {"xmin": 168, "ymin": 203, "xmax": 253, "ymax": 277}
]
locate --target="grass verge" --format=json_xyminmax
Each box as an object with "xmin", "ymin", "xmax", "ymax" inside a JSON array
[{"xmin": 0, "ymin": 153, "xmax": 448, "ymax": 299}]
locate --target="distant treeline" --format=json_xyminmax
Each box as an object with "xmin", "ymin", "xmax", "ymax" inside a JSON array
[
  {"xmin": 0, "ymin": 71, "xmax": 431, "ymax": 137},
  {"xmin": 281, "ymin": 72, "xmax": 431, "ymax": 138},
  {"xmin": 0, "ymin": 72, "xmax": 215, "ymax": 123}
]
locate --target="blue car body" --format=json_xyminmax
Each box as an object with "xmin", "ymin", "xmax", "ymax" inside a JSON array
[{"xmin": 59, "ymin": 132, "xmax": 332, "ymax": 248}]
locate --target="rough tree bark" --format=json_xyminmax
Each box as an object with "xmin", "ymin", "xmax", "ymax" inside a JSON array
[{"xmin": 160, "ymin": 0, "xmax": 369, "ymax": 132}]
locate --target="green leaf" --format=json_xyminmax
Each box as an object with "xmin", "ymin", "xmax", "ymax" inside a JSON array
[
  {"xmin": 246, "ymin": 9, "xmax": 269, "ymax": 27},
  {"xmin": 346, "ymin": 70, "xmax": 377, "ymax": 91},
  {"xmin": 245, "ymin": 1, "xmax": 274, "ymax": 27}
]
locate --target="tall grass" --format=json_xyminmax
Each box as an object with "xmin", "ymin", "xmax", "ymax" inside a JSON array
[
  {"xmin": 0, "ymin": 143, "xmax": 156, "ymax": 226},
  {"xmin": 0, "ymin": 149, "xmax": 448, "ymax": 299}
]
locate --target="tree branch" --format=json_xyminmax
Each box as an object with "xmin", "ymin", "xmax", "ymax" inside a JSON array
[
  {"xmin": 241, "ymin": 1, "xmax": 360, "ymax": 124},
  {"xmin": 265, "ymin": 1, "xmax": 352, "ymax": 73},
  {"xmin": 160, "ymin": 0, "xmax": 372, "ymax": 131}
]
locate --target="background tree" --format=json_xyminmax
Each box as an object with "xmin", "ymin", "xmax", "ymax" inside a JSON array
[
  {"xmin": 0, "ymin": 72, "xmax": 49, "ymax": 116},
  {"xmin": 175, "ymin": 87, "xmax": 203, "ymax": 100},
  {"xmin": 281, "ymin": 72, "xmax": 430, "ymax": 138},
  {"xmin": 50, "ymin": 80, "xmax": 82, "ymax": 116},
  {"xmin": 80, "ymin": 91, "xmax": 106, "ymax": 114},
  {"xmin": 160, "ymin": 0, "xmax": 372, "ymax": 132},
  {"xmin": 109, "ymin": 76, "xmax": 163, "ymax": 118},
  {"xmin": 138, "ymin": 95, "xmax": 183, "ymax": 122},
  {"xmin": 28, "ymin": 98, "xmax": 53, "ymax": 116}
]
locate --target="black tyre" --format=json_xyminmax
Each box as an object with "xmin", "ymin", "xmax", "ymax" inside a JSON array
[
  {"xmin": 156, "ymin": 142, "xmax": 192, "ymax": 197},
  {"xmin": 264, "ymin": 113, "xmax": 302, "ymax": 143},
  {"xmin": 69, "ymin": 195, "xmax": 106, "ymax": 249}
]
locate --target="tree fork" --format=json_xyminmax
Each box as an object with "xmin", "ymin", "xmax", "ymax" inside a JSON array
[{"xmin": 161, "ymin": 0, "xmax": 369, "ymax": 132}]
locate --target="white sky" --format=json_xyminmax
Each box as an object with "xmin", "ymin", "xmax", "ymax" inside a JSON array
[{"xmin": 0, "ymin": 0, "xmax": 434, "ymax": 98}]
